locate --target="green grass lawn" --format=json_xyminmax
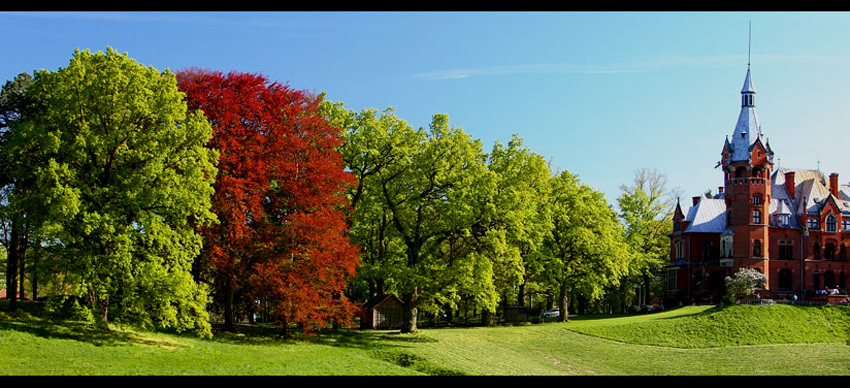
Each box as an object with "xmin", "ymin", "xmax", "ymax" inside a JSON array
[{"xmin": 1, "ymin": 302, "xmax": 849, "ymax": 375}]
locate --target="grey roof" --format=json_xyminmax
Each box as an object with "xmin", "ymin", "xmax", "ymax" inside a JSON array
[
  {"xmin": 729, "ymin": 68, "xmax": 769, "ymax": 162},
  {"xmin": 771, "ymin": 167, "xmax": 850, "ymax": 219},
  {"xmin": 683, "ymin": 198, "xmax": 727, "ymax": 233}
]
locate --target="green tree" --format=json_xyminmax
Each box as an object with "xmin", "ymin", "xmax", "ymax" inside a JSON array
[
  {"xmin": 324, "ymin": 104, "xmax": 415, "ymax": 301},
  {"xmin": 6, "ymin": 48, "xmax": 217, "ymax": 336},
  {"xmin": 543, "ymin": 170, "xmax": 629, "ymax": 321},
  {"xmin": 484, "ymin": 135, "xmax": 552, "ymax": 316},
  {"xmin": 0, "ymin": 72, "xmax": 35, "ymax": 311},
  {"xmin": 330, "ymin": 104, "xmax": 498, "ymax": 332},
  {"xmin": 616, "ymin": 168, "xmax": 676, "ymax": 311}
]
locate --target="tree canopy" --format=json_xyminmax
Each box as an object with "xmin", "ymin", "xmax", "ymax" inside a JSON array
[
  {"xmin": 5, "ymin": 48, "xmax": 218, "ymax": 336},
  {"xmin": 178, "ymin": 69, "xmax": 359, "ymax": 337},
  {"xmin": 1, "ymin": 47, "xmax": 675, "ymax": 337}
]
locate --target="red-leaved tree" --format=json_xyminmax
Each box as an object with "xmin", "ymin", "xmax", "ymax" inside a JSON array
[{"xmin": 177, "ymin": 69, "xmax": 360, "ymax": 336}]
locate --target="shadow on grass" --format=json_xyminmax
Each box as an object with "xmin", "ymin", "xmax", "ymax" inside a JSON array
[{"xmin": 0, "ymin": 302, "xmax": 135, "ymax": 347}]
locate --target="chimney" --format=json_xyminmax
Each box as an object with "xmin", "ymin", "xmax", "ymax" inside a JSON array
[
  {"xmin": 718, "ymin": 187, "xmax": 724, "ymax": 194},
  {"xmin": 830, "ymin": 173, "xmax": 839, "ymax": 197},
  {"xmin": 785, "ymin": 171, "xmax": 796, "ymax": 199},
  {"xmin": 692, "ymin": 196, "xmax": 701, "ymax": 206}
]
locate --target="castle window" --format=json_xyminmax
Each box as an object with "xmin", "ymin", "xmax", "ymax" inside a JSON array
[
  {"xmin": 825, "ymin": 271, "xmax": 836, "ymax": 289},
  {"xmin": 843, "ymin": 219, "xmax": 850, "ymax": 230},
  {"xmin": 753, "ymin": 240, "xmax": 762, "ymax": 257},
  {"xmin": 778, "ymin": 269, "xmax": 793, "ymax": 290},
  {"xmin": 779, "ymin": 214, "xmax": 790, "ymax": 226},
  {"xmin": 752, "ymin": 209, "xmax": 762, "ymax": 224},
  {"xmin": 825, "ymin": 243, "xmax": 836, "ymax": 260},
  {"xmin": 752, "ymin": 195, "xmax": 762, "ymax": 205},
  {"xmin": 779, "ymin": 241, "xmax": 794, "ymax": 260},
  {"xmin": 826, "ymin": 215, "xmax": 837, "ymax": 232},
  {"xmin": 807, "ymin": 217, "xmax": 819, "ymax": 230}
]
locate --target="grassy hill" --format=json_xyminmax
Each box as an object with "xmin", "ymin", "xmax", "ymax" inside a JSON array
[{"xmin": 1, "ymin": 302, "xmax": 848, "ymax": 375}]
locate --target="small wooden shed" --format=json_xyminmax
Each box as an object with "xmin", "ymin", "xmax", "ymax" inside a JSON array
[{"xmin": 360, "ymin": 294, "xmax": 405, "ymax": 330}]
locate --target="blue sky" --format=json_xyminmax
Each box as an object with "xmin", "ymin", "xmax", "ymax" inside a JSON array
[{"xmin": 2, "ymin": 11, "xmax": 849, "ymax": 209}]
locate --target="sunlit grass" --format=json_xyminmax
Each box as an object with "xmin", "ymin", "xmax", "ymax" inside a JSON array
[{"xmin": 1, "ymin": 302, "xmax": 848, "ymax": 375}]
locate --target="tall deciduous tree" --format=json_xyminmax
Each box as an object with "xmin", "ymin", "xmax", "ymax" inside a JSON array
[
  {"xmin": 7, "ymin": 48, "xmax": 217, "ymax": 336},
  {"xmin": 330, "ymin": 104, "xmax": 498, "ymax": 332},
  {"xmin": 543, "ymin": 170, "xmax": 629, "ymax": 321},
  {"xmin": 617, "ymin": 168, "xmax": 676, "ymax": 309},
  {"xmin": 323, "ymin": 104, "xmax": 415, "ymax": 301},
  {"xmin": 379, "ymin": 114, "xmax": 495, "ymax": 333},
  {"xmin": 0, "ymin": 72, "xmax": 35, "ymax": 312},
  {"xmin": 178, "ymin": 69, "xmax": 359, "ymax": 337},
  {"xmin": 484, "ymin": 135, "xmax": 552, "ymax": 319}
]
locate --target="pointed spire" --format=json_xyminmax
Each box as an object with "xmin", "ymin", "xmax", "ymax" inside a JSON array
[
  {"xmin": 741, "ymin": 67, "xmax": 756, "ymax": 98},
  {"xmin": 728, "ymin": 23, "xmax": 769, "ymax": 163},
  {"xmin": 730, "ymin": 67, "xmax": 761, "ymax": 161}
]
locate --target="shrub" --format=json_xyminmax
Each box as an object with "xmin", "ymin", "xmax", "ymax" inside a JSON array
[{"xmin": 725, "ymin": 267, "xmax": 766, "ymax": 299}]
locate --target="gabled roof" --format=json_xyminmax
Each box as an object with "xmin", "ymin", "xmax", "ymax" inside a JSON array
[
  {"xmin": 771, "ymin": 167, "xmax": 850, "ymax": 218},
  {"xmin": 683, "ymin": 198, "xmax": 726, "ymax": 233}
]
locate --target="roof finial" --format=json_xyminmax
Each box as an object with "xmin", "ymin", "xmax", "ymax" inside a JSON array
[{"xmin": 747, "ymin": 20, "xmax": 753, "ymax": 70}]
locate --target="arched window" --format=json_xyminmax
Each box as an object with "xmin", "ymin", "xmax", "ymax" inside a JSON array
[
  {"xmin": 826, "ymin": 215, "xmax": 837, "ymax": 232},
  {"xmin": 752, "ymin": 209, "xmax": 762, "ymax": 224},
  {"xmin": 753, "ymin": 240, "xmax": 762, "ymax": 257}
]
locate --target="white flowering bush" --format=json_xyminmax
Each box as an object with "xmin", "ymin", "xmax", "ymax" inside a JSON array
[{"xmin": 725, "ymin": 267, "xmax": 767, "ymax": 299}]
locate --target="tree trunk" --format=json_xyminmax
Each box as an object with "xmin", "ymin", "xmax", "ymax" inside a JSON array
[
  {"xmin": 31, "ymin": 254, "xmax": 38, "ymax": 301},
  {"xmin": 18, "ymin": 234, "xmax": 26, "ymax": 303},
  {"xmin": 6, "ymin": 221, "xmax": 19, "ymax": 312},
  {"xmin": 401, "ymin": 289, "xmax": 418, "ymax": 333},
  {"xmin": 223, "ymin": 278, "xmax": 236, "ymax": 332},
  {"xmin": 557, "ymin": 281, "xmax": 569, "ymax": 322},
  {"xmin": 96, "ymin": 296, "xmax": 110, "ymax": 329},
  {"xmin": 481, "ymin": 309, "xmax": 494, "ymax": 326},
  {"xmin": 517, "ymin": 281, "xmax": 526, "ymax": 307}
]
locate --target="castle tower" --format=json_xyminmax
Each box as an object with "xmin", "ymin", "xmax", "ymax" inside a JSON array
[{"xmin": 720, "ymin": 65, "xmax": 774, "ymax": 268}]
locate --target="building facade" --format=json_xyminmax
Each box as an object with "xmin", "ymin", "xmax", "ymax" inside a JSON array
[{"xmin": 666, "ymin": 66, "xmax": 849, "ymax": 305}]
